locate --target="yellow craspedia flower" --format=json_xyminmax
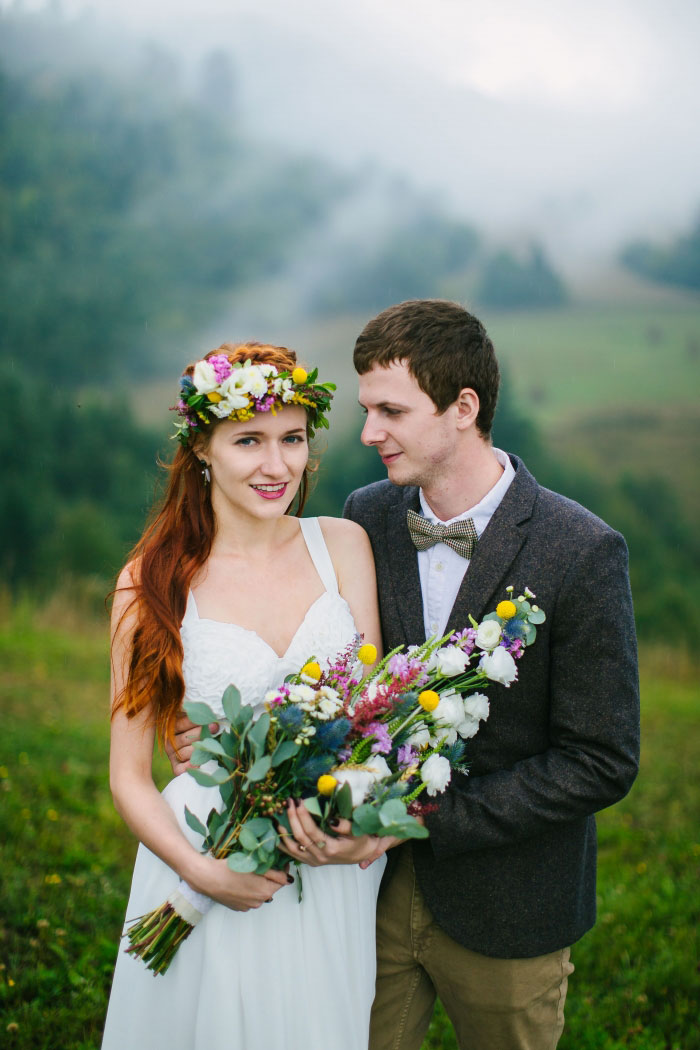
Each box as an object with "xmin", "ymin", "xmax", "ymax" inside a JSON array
[
  {"xmin": 292, "ymin": 367, "xmax": 308, "ymax": 385},
  {"xmin": 206, "ymin": 391, "xmax": 223, "ymax": 402},
  {"xmin": 496, "ymin": 600, "xmax": 517, "ymax": 620},
  {"xmin": 418, "ymin": 690, "xmax": 440, "ymax": 712},
  {"xmin": 301, "ymin": 660, "xmax": 322, "ymax": 682},
  {"xmin": 317, "ymin": 774, "xmax": 338, "ymax": 796},
  {"xmin": 357, "ymin": 643, "xmax": 378, "ymax": 665}
]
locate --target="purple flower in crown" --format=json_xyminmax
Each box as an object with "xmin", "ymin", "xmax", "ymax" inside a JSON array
[
  {"xmin": 397, "ymin": 743, "xmax": 418, "ymax": 768},
  {"xmin": 255, "ymin": 394, "xmax": 276, "ymax": 413},
  {"xmin": 208, "ymin": 354, "xmax": 233, "ymax": 383}
]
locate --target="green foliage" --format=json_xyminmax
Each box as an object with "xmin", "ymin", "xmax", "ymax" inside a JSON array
[
  {"xmin": 0, "ymin": 373, "xmax": 159, "ymax": 589},
  {"xmin": 621, "ymin": 213, "xmax": 700, "ymax": 291},
  {"xmin": 476, "ymin": 243, "xmax": 568, "ymax": 309},
  {"xmin": 311, "ymin": 211, "xmax": 480, "ymax": 315},
  {"xmin": 0, "ymin": 56, "xmax": 340, "ymax": 384}
]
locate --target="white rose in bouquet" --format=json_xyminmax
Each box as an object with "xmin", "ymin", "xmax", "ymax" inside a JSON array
[
  {"xmin": 407, "ymin": 724, "xmax": 431, "ymax": 749},
  {"xmin": 420, "ymin": 754, "xmax": 451, "ymax": 796},
  {"xmin": 479, "ymin": 646, "xmax": 518, "ymax": 686},
  {"xmin": 434, "ymin": 689, "xmax": 467, "ymax": 729},
  {"xmin": 435, "ymin": 647, "xmax": 469, "ymax": 676},
  {"xmin": 463, "ymin": 692, "xmax": 490, "ymax": 722},
  {"xmin": 456, "ymin": 716, "xmax": 480, "ymax": 740},
  {"xmin": 475, "ymin": 619, "xmax": 502, "ymax": 651},
  {"xmin": 332, "ymin": 768, "xmax": 376, "ymax": 807},
  {"xmin": 365, "ymin": 755, "xmax": 392, "ymax": 782}
]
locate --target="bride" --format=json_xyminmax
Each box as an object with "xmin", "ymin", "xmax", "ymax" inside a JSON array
[{"xmin": 102, "ymin": 342, "xmax": 386, "ymax": 1050}]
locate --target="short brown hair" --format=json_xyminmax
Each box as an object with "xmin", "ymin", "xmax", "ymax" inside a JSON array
[{"xmin": 353, "ymin": 300, "xmax": 500, "ymax": 436}]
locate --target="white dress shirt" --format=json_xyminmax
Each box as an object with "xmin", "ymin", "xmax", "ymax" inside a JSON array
[{"xmin": 417, "ymin": 448, "xmax": 515, "ymax": 638}]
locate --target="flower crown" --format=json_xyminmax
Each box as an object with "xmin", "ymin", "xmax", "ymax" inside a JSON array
[{"xmin": 172, "ymin": 354, "xmax": 336, "ymax": 446}]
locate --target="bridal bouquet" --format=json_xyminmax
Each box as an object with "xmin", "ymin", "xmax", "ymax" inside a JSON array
[{"xmin": 126, "ymin": 587, "xmax": 545, "ymax": 974}]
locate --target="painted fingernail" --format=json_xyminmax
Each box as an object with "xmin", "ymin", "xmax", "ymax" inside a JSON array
[
  {"xmin": 329, "ymin": 818, "xmax": 340, "ymax": 828},
  {"xmin": 265, "ymin": 898, "xmax": 273, "ymax": 903},
  {"xmin": 286, "ymin": 874, "xmax": 294, "ymax": 884}
]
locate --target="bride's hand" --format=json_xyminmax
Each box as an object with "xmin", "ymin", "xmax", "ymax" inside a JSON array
[
  {"xmin": 278, "ymin": 800, "xmax": 384, "ymax": 867},
  {"xmin": 165, "ymin": 710, "xmax": 220, "ymax": 776},
  {"xmin": 187, "ymin": 854, "xmax": 290, "ymax": 912}
]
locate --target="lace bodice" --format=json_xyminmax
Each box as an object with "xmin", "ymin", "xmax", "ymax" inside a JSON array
[{"xmin": 180, "ymin": 518, "xmax": 357, "ymax": 720}]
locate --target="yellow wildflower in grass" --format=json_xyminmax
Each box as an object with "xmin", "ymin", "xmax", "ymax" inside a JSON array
[
  {"xmin": 496, "ymin": 600, "xmax": 517, "ymax": 619},
  {"xmin": 357, "ymin": 643, "xmax": 378, "ymax": 665},
  {"xmin": 301, "ymin": 661, "xmax": 322, "ymax": 682},
  {"xmin": 317, "ymin": 774, "xmax": 338, "ymax": 796},
  {"xmin": 46, "ymin": 809, "xmax": 58, "ymax": 822},
  {"xmin": 292, "ymin": 367, "xmax": 308, "ymax": 385},
  {"xmin": 45, "ymin": 874, "xmax": 62, "ymax": 885},
  {"xmin": 418, "ymin": 690, "xmax": 440, "ymax": 712},
  {"xmin": 206, "ymin": 391, "xmax": 223, "ymax": 402},
  {"xmin": 6, "ymin": 1022, "xmax": 19, "ymax": 1033},
  {"xmin": 0, "ymin": 766, "xmax": 8, "ymax": 778}
]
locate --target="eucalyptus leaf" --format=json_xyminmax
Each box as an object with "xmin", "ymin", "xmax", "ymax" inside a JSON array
[
  {"xmin": 248, "ymin": 712, "xmax": 271, "ymax": 757},
  {"xmin": 186, "ymin": 768, "xmax": 219, "ymax": 787},
  {"xmin": 522, "ymin": 622, "xmax": 537, "ymax": 645},
  {"xmin": 352, "ymin": 804, "xmax": 382, "ymax": 835},
  {"xmin": 527, "ymin": 608, "xmax": 546, "ymax": 625},
  {"xmin": 184, "ymin": 806, "xmax": 207, "ymax": 837},
  {"xmin": 480, "ymin": 611, "xmax": 501, "ymax": 624},
  {"xmin": 227, "ymin": 853, "xmax": 259, "ymax": 874},
  {"xmin": 379, "ymin": 799, "xmax": 409, "ymax": 826},
  {"xmin": 195, "ymin": 737, "xmax": 229, "ymax": 758},
  {"xmin": 271, "ymin": 740, "xmax": 300, "ymax": 766},
  {"xmin": 246, "ymin": 755, "xmax": 272, "ymax": 783},
  {"xmin": 221, "ymin": 684, "xmax": 242, "ymax": 723},
  {"xmin": 239, "ymin": 826, "xmax": 260, "ymax": 851},
  {"xmin": 183, "ymin": 700, "xmax": 218, "ymax": 726},
  {"xmin": 245, "ymin": 817, "xmax": 275, "ymax": 837},
  {"xmin": 335, "ymin": 781, "xmax": 353, "ymax": 820},
  {"xmin": 302, "ymin": 796, "xmax": 322, "ymax": 819}
]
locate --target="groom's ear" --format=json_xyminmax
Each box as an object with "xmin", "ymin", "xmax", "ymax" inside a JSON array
[{"xmin": 454, "ymin": 387, "xmax": 480, "ymax": 431}]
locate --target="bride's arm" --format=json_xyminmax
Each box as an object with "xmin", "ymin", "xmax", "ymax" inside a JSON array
[
  {"xmin": 318, "ymin": 517, "xmax": 382, "ymax": 657},
  {"xmin": 109, "ymin": 567, "xmax": 288, "ymax": 911}
]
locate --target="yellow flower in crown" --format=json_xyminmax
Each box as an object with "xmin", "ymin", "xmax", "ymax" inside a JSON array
[{"xmin": 173, "ymin": 354, "xmax": 335, "ymax": 446}]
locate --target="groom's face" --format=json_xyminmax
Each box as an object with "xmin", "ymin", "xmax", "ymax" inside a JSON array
[{"xmin": 358, "ymin": 361, "xmax": 457, "ymax": 488}]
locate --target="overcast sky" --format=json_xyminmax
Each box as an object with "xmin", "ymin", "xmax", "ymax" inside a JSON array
[{"xmin": 5, "ymin": 0, "xmax": 700, "ymax": 259}]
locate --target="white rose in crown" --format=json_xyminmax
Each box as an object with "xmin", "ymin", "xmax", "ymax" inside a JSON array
[
  {"xmin": 479, "ymin": 646, "xmax": 518, "ymax": 687},
  {"xmin": 192, "ymin": 360, "xmax": 220, "ymax": 394},
  {"xmin": 420, "ymin": 754, "xmax": 451, "ymax": 796},
  {"xmin": 475, "ymin": 619, "xmax": 502, "ymax": 651},
  {"xmin": 435, "ymin": 646, "xmax": 469, "ymax": 676}
]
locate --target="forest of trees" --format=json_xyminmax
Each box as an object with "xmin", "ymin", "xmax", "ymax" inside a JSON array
[{"xmin": 2, "ymin": 7, "xmax": 698, "ymax": 645}]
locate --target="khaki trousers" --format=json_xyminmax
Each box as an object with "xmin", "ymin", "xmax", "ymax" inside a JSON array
[{"xmin": 369, "ymin": 848, "xmax": 574, "ymax": 1050}]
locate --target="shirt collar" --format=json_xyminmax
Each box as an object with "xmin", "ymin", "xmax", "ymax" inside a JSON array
[{"xmin": 419, "ymin": 448, "xmax": 515, "ymax": 537}]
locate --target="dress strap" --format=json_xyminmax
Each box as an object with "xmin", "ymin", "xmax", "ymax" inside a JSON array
[{"xmin": 299, "ymin": 518, "xmax": 339, "ymax": 594}]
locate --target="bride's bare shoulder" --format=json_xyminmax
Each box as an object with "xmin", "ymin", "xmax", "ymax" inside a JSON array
[{"xmin": 315, "ymin": 516, "xmax": 373, "ymax": 563}]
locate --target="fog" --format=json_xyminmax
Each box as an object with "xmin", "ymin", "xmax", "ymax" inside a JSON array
[{"xmin": 4, "ymin": 0, "xmax": 700, "ymax": 268}]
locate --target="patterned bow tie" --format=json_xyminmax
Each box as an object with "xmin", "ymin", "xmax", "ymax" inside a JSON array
[{"xmin": 406, "ymin": 508, "xmax": 478, "ymax": 560}]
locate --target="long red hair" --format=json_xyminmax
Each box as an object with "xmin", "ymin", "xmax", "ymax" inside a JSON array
[{"xmin": 112, "ymin": 342, "xmax": 313, "ymax": 744}]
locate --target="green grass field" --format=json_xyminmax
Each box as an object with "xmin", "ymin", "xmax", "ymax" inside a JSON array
[{"xmin": 1, "ymin": 605, "xmax": 698, "ymax": 1050}]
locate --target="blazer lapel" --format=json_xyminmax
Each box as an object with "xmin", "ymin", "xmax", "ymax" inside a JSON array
[
  {"xmin": 386, "ymin": 487, "xmax": 426, "ymax": 644},
  {"xmin": 446, "ymin": 457, "xmax": 539, "ymax": 632}
]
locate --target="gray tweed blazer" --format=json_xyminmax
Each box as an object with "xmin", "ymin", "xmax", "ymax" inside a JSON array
[{"xmin": 344, "ymin": 455, "xmax": 639, "ymax": 959}]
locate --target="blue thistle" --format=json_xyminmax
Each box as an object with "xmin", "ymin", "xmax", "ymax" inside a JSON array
[
  {"xmin": 314, "ymin": 717, "xmax": 351, "ymax": 752},
  {"xmin": 276, "ymin": 707, "xmax": 305, "ymax": 734}
]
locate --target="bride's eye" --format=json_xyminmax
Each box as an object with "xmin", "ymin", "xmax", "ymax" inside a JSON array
[{"xmin": 235, "ymin": 436, "xmax": 257, "ymax": 446}]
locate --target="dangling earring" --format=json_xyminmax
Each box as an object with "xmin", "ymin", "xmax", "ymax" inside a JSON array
[{"xmin": 199, "ymin": 460, "xmax": 211, "ymax": 485}]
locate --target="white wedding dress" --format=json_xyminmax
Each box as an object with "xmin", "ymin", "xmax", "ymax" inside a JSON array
[{"xmin": 102, "ymin": 518, "xmax": 385, "ymax": 1050}]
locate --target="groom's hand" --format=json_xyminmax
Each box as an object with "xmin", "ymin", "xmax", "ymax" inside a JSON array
[{"xmin": 165, "ymin": 710, "xmax": 220, "ymax": 775}]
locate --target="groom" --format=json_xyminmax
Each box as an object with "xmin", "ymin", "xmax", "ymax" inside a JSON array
[{"xmin": 341, "ymin": 299, "xmax": 639, "ymax": 1050}]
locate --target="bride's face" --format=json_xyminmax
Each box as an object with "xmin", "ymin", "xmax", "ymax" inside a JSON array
[{"xmin": 201, "ymin": 406, "xmax": 309, "ymax": 520}]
